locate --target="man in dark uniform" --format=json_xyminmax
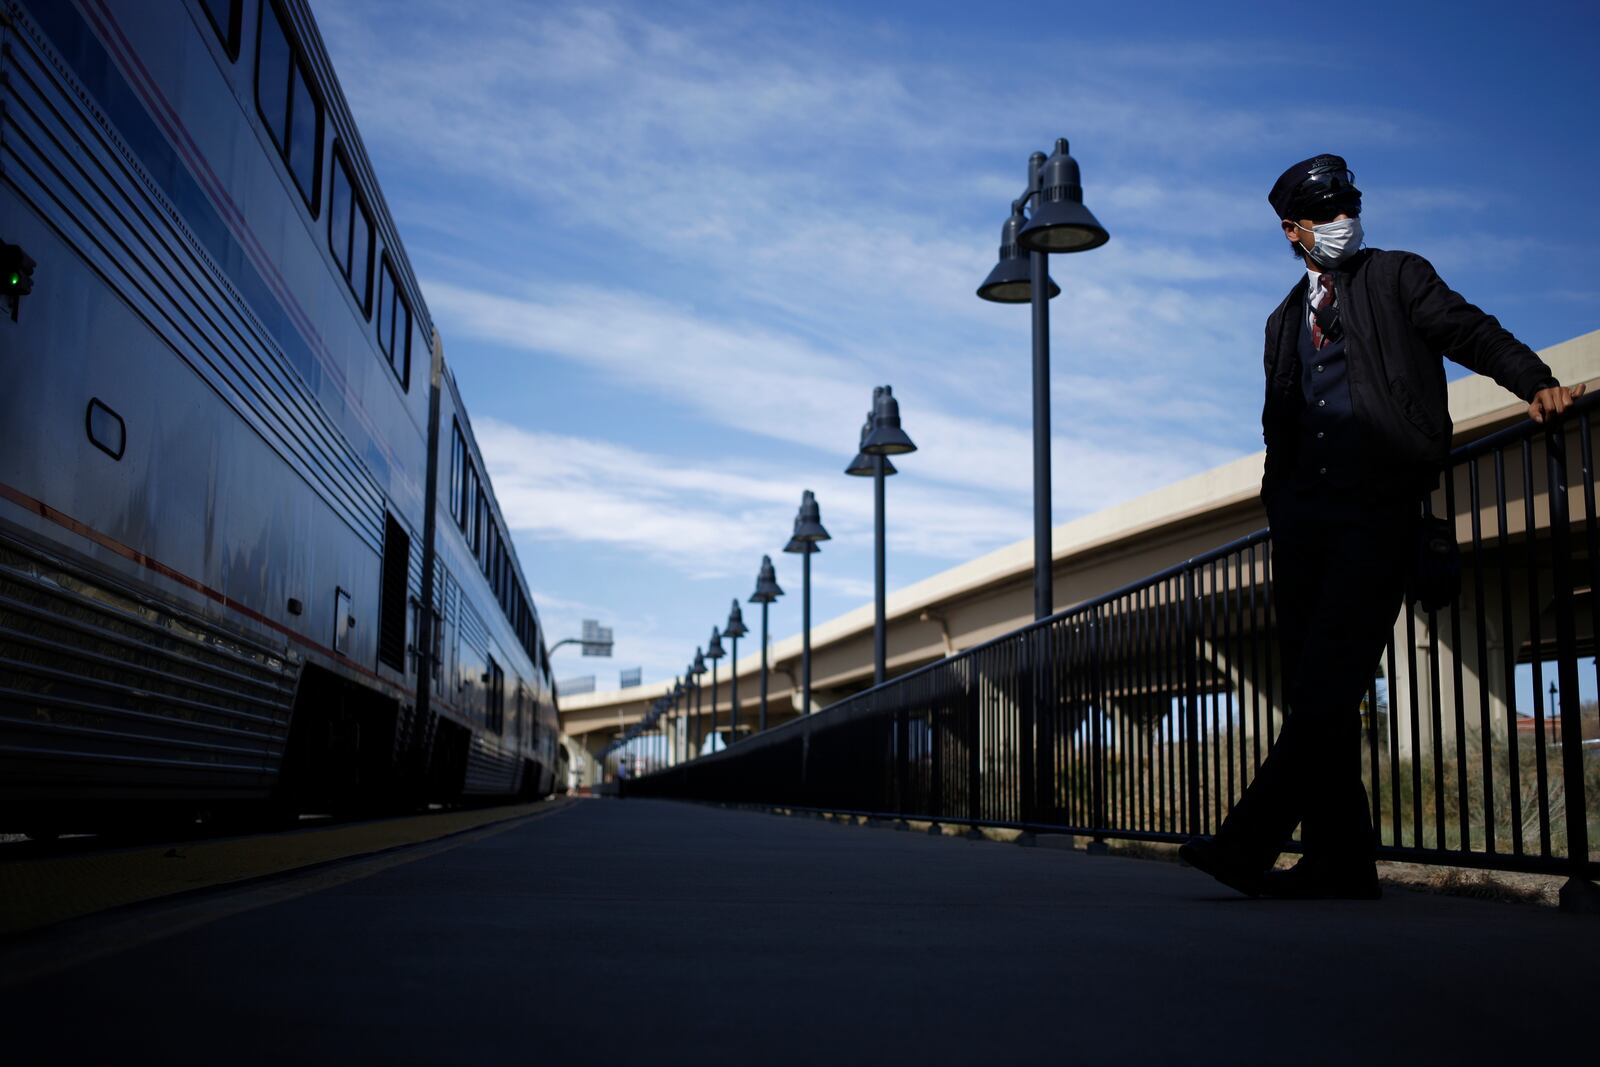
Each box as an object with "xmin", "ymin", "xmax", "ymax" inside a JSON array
[{"xmin": 1180, "ymin": 154, "xmax": 1585, "ymax": 899}]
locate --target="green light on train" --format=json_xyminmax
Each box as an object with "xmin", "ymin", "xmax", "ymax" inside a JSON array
[{"xmin": 1, "ymin": 242, "xmax": 33, "ymax": 298}]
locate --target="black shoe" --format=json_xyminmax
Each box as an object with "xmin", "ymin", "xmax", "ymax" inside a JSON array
[
  {"xmin": 1261, "ymin": 857, "xmax": 1381, "ymax": 900},
  {"xmin": 1178, "ymin": 836, "xmax": 1265, "ymax": 897}
]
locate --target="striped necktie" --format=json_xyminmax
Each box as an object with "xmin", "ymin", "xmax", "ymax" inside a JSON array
[{"xmin": 1311, "ymin": 274, "xmax": 1336, "ymax": 349}]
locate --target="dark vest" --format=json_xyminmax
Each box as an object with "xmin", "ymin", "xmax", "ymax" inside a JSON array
[{"xmin": 1292, "ymin": 305, "xmax": 1362, "ymax": 490}]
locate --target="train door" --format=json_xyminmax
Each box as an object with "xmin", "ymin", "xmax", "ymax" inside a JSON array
[{"xmin": 378, "ymin": 513, "xmax": 409, "ymax": 674}]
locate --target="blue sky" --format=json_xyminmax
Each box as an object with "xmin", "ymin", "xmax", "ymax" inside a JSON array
[{"xmin": 316, "ymin": 0, "xmax": 1599, "ymax": 690}]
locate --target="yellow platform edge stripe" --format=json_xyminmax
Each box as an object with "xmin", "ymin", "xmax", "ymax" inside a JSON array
[{"xmin": 0, "ymin": 798, "xmax": 575, "ymax": 938}]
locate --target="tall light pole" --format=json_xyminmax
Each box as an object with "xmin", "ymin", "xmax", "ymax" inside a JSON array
[
  {"xmin": 678, "ymin": 681, "xmax": 691, "ymax": 755},
  {"xmin": 668, "ymin": 681, "xmax": 681, "ymax": 764},
  {"xmin": 783, "ymin": 489, "xmax": 831, "ymax": 713},
  {"xmin": 749, "ymin": 556, "xmax": 784, "ymax": 731},
  {"xmin": 655, "ymin": 697, "xmax": 669, "ymax": 768},
  {"xmin": 691, "ymin": 648, "xmax": 707, "ymax": 751},
  {"xmin": 978, "ymin": 137, "xmax": 1108, "ymax": 620},
  {"xmin": 707, "ymin": 626, "xmax": 726, "ymax": 744},
  {"xmin": 846, "ymin": 386, "xmax": 915, "ymax": 685},
  {"xmin": 724, "ymin": 600, "xmax": 748, "ymax": 737}
]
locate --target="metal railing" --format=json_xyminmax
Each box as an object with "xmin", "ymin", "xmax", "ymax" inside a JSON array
[{"xmin": 628, "ymin": 396, "xmax": 1599, "ymax": 884}]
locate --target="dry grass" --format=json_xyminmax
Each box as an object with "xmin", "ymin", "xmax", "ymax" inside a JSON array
[{"xmin": 1373, "ymin": 860, "xmax": 1560, "ymax": 907}]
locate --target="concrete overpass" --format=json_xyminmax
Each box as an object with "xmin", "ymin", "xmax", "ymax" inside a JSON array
[{"xmin": 562, "ymin": 328, "xmax": 1600, "ymax": 774}]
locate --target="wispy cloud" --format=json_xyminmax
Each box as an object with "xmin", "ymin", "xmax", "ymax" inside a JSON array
[
  {"xmin": 475, "ymin": 418, "xmax": 1044, "ymax": 571},
  {"xmin": 440, "ymin": 284, "xmax": 1234, "ymax": 510}
]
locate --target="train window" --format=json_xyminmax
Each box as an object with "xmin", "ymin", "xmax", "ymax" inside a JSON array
[
  {"xmin": 256, "ymin": 8, "xmax": 290, "ymax": 146},
  {"xmin": 484, "ymin": 524, "xmax": 497, "ymax": 581},
  {"xmin": 256, "ymin": 1, "xmax": 323, "ymax": 214},
  {"xmin": 288, "ymin": 75, "xmax": 320, "ymax": 206},
  {"xmin": 329, "ymin": 149, "xmax": 373, "ymax": 313},
  {"xmin": 376, "ymin": 256, "xmax": 412, "ymax": 388},
  {"xmin": 450, "ymin": 423, "xmax": 467, "ymax": 529},
  {"xmin": 350, "ymin": 204, "xmax": 372, "ymax": 311},
  {"xmin": 473, "ymin": 484, "xmax": 487, "ymax": 558},
  {"xmin": 487, "ymin": 657, "xmax": 505, "ymax": 733},
  {"xmin": 199, "ymin": 0, "xmax": 241, "ymax": 60}
]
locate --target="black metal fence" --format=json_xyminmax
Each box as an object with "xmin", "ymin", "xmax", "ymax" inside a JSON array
[{"xmin": 628, "ymin": 397, "xmax": 1599, "ymax": 883}]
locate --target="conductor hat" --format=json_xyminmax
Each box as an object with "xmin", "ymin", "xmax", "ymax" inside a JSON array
[{"xmin": 1269, "ymin": 154, "xmax": 1362, "ymax": 221}]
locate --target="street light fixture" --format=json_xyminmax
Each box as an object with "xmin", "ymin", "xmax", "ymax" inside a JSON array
[
  {"xmin": 847, "ymin": 386, "xmax": 915, "ymax": 684},
  {"xmin": 1016, "ymin": 140, "xmax": 1109, "ymax": 253},
  {"xmin": 749, "ymin": 555, "xmax": 784, "ymax": 731},
  {"xmin": 978, "ymin": 137, "xmax": 1108, "ymax": 620},
  {"xmin": 976, "ymin": 202, "xmax": 1061, "ymax": 304},
  {"xmin": 783, "ymin": 490, "xmax": 830, "ymax": 714},
  {"xmin": 845, "ymin": 415, "xmax": 896, "ymax": 478},
  {"xmin": 724, "ymin": 599, "xmax": 748, "ymax": 740}
]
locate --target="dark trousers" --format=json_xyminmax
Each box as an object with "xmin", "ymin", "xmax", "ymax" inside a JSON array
[{"xmin": 1216, "ymin": 486, "xmax": 1411, "ymax": 870}]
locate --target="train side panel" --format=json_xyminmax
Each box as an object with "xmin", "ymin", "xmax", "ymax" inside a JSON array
[
  {"xmin": 0, "ymin": 0, "xmax": 563, "ymax": 825},
  {"xmin": 0, "ymin": 0, "xmax": 424, "ymax": 820}
]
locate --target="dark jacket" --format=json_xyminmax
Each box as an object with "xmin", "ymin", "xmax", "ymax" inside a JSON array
[{"xmin": 1261, "ymin": 247, "xmax": 1554, "ymax": 498}]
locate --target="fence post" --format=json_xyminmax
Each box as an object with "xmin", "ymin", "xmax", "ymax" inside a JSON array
[
  {"xmin": 1020, "ymin": 631, "xmax": 1036, "ymax": 826},
  {"xmin": 930, "ymin": 672, "xmax": 944, "ymax": 822},
  {"xmin": 895, "ymin": 691, "xmax": 909, "ymax": 825},
  {"xmin": 967, "ymin": 658, "xmax": 981, "ymax": 825},
  {"xmin": 1182, "ymin": 566, "xmax": 1202, "ymax": 838},
  {"xmin": 1546, "ymin": 424, "xmax": 1599, "ymax": 912},
  {"xmin": 1087, "ymin": 603, "xmax": 1109, "ymax": 853}
]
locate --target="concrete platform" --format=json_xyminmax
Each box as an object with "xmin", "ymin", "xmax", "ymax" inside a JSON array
[{"xmin": 4, "ymin": 798, "xmax": 1594, "ymax": 1064}]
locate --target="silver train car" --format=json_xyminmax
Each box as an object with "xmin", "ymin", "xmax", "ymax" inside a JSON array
[{"xmin": 0, "ymin": 0, "xmax": 562, "ymax": 832}]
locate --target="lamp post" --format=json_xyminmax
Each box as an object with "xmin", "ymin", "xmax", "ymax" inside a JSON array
[
  {"xmin": 643, "ymin": 706, "xmax": 654, "ymax": 772},
  {"xmin": 665, "ymin": 694, "xmax": 678, "ymax": 767},
  {"xmin": 691, "ymin": 648, "xmax": 707, "ymax": 752},
  {"xmin": 847, "ymin": 386, "xmax": 915, "ymax": 685},
  {"xmin": 664, "ymin": 695, "xmax": 675, "ymax": 767},
  {"xmin": 783, "ymin": 490, "xmax": 832, "ymax": 714},
  {"xmin": 650, "ymin": 702, "xmax": 660, "ymax": 770},
  {"xmin": 749, "ymin": 556, "xmax": 784, "ymax": 731},
  {"xmin": 655, "ymin": 698, "xmax": 669, "ymax": 768},
  {"xmin": 724, "ymin": 599, "xmax": 748, "ymax": 737},
  {"xmin": 707, "ymin": 626, "xmax": 726, "ymax": 744},
  {"xmin": 977, "ymin": 137, "xmax": 1108, "ymax": 621},
  {"xmin": 672, "ymin": 678, "xmax": 685, "ymax": 757}
]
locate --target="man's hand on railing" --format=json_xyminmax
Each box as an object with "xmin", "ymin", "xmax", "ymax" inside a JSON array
[{"xmin": 1528, "ymin": 381, "xmax": 1586, "ymax": 424}]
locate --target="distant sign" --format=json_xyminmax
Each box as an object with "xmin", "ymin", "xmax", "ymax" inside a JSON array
[
  {"xmin": 559, "ymin": 675, "xmax": 596, "ymax": 695},
  {"xmin": 619, "ymin": 667, "xmax": 642, "ymax": 689},
  {"xmin": 581, "ymin": 619, "xmax": 614, "ymax": 657}
]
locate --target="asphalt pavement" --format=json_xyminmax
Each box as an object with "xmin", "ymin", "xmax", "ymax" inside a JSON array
[{"xmin": 4, "ymin": 798, "xmax": 1594, "ymax": 1064}]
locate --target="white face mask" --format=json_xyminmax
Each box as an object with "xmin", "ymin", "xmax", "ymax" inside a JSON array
[{"xmin": 1295, "ymin": 216, "xmax": 1362, "ymax": 267}]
